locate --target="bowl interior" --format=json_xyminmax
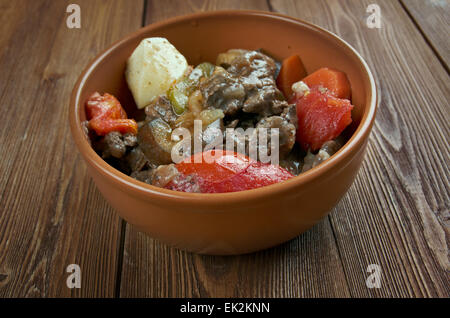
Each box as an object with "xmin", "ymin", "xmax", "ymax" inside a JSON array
[{"xmin": 77, "ymin": 12, "xmax": 371, "ymax": 134}]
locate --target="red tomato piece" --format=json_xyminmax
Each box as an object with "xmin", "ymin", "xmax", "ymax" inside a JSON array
[
  {"xmin": 175, "ymin": 150, "xmax": 252, "ymax": 183},
  {"xmin": 166, "ymin": 150, "xmax": 294, "ymax": 193},
  {"xmin": 89, "ymin": 118, "xmax": 138, "ymax": 136},
  {"xmin": 295, "ymin": 87, "xmax": 353, "ymax": 151},
  {"xmin": 86, "ymin": 92, "xmax": 137, "ymax": 136},
  {"xmin": 222, "ymin": 161, "xmax": 294, "ymax": 192}
]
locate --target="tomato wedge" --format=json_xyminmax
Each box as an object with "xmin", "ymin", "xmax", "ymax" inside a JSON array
[
  {"xmin": 86, "ymin": 92, "xmax": 138, "ymax": 136},
  {"xmin": 175, "ymin": 150, "xmax": 252, "ymax": 184},
  {"xmin": 166, "ymin": 150, "xmax": 294, "ymax": 193},
  {"xmin": 295, "ymin": 87, "xmax": 353, "ymax": 151}
]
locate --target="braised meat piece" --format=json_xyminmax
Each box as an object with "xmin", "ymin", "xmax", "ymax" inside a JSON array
[
  {"xmin": 95, "ymin": 131, "xmax": 137, "ymax": 159},
  {"xmin": 131, "ymin": 169, "xmax": 155, "ymax": 184},
  {"xmin": 242, "ymin": 86, "xmax": 288, "ymax": 116},
  {"xmin": 302, "ymin": 138, "xmax": 344, "ymax": 172},
  {"xmin": 131, "ymin": 163, "xmax": 182, "ymax": 188},
  {"xmin": 202, "ymin": 50, "xmax": 292, "ymax": 119},
  {"xmin": 126, "ymin": 146, "xmax": 151, "ymax": 172},
  {"xmin": 256, "ymin": 115, "xmax": 296, "ymax": 159},
  {"xmin": 228, "ymin": 51, "xmax": 288, "ymax": 117},
  {"xmin": 200, "ymin": 66, "xmax": 246, "ymax": 116},
  {"xmin": 216, "ymin": 49, "xmax": 249, "ymax": 68},
  {"xmin": 227, "ymin": 50, "xmax": 278, "ymax": 82},
  {"xmin": 280, "ymin": 103, "xmax": 298, "ymax": 128},
  {"xmin": 145, "ymin": 95, "xmax": 178, "ymax": 128}
]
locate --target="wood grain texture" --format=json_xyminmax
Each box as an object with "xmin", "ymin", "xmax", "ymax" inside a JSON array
[
  {"xmin": 401, "ymin": 0, "xmax": 450, "ymax": 69},
  {"xmin": 145, "ymin": 0, "xmax": 270, "ymax": 23},
  {"xmin": 0, "ymin": 0, "xmax": 448, "ymax": 298},
  {"xmin": 0, "ymin": 0, "xmax": 143, "ymax": 297},
  {"xmin": 121, "ymin": 218, "xmax": 350, "ymax": 297},
  {"xmin": 270, "ymin": 0, "xmax": 450, "ymax": 297}
]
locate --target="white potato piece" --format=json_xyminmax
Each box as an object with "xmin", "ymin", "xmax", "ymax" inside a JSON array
[{"xmin": 125, "ymin": 37, "xmax": 188, "ymax": 109}]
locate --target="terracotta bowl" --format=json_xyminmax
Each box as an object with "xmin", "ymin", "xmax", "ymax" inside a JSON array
[{"xmin": 69, "ymin": 11, "xmax": 377, "ymax": 255}]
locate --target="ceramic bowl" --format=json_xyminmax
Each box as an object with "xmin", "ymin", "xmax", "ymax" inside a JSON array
[{"xmin": 69, "ymin": 10, "xmax": 377, "ymax": 255}]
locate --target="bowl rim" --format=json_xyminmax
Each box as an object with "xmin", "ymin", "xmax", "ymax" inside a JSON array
[{"xmin": 69, "ymin": 10, "xmax": 377, "ymax": 205}]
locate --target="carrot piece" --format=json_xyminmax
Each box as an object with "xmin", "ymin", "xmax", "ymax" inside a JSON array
[
  {"xmin": 276, "ymin": 54, "xmax": 307, "ymax": 99},
  {"xmin": 302, "ymin": 67, "xmax": 351, "ymax": 99}
]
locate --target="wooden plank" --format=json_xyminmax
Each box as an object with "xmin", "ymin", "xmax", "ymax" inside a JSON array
[
  {"xmin": 121, "ymin": 218, "xmax": 350, "ymax": 297},
  {"xmin": 401, "ymin": 0, "xmax": 450, "ymax": 69},
  {"xmin": 119, "ymin": 0, "xmax": 351, "ymax": 298},
  {"xmin": 0, "ymin": 0, "xmax": 143, "ymax": 297},
  {"xmin": 270, "ymin": 0, "xmax": 450, "ymax": 297},
  {"xmin": 145, "ymin": 0, "xmax": 270, "ymax": 23}
]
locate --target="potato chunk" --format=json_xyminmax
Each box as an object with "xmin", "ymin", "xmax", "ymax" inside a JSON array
[{"xmin": 125, "ymin": 37, "xmax": 188, "ymax": 109}]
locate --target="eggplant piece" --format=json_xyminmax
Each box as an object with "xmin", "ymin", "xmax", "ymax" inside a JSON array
[{"xmin": 138, "ymin": 118, "xmax": 175, "ymax": 165}]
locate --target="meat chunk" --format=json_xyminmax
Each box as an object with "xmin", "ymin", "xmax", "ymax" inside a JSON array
[
  {"xmin": 227, "ymin": 51, "xmax": 289, "ymax": 117},
  {"xmin": 131, "ymin": 164, "xmax": 181, "ymax": 188},
  {"xmin": 256, "ymin": 115, "xmax": 296, "ymax": 159},
  {"xmin": 216, "ymin": 49, "xmax": 249, "ymax": 68},
  {"xmin": 243, "ymin": 86, "xmax": 287, "ymax": 117},
  {"xmin": 227, "ymin": 50, "xmax": 278, "ymax": 81},
  {"xmin": 145, "ymin": 95, "xmax": 178, "ymax": 127},
  {"xmin": 302, "ymin": 139, "xmax": 343, "ymax": 172},
  {"xmin": 97, "ymin": 131, "xmax": 137, "ymax": 159},
  {"xmin": 131, "ymin": 169, "xmax": 155, "ymax": 184},
  {"xmin": 126, "ymin": 146, "xmax": 151, "ymax": 172},
  {"xmin": 280, "ymin": 103, "xmax": 298, "ymax": 128},
  {"xmin": 200, "ymin": 66, "xmax": 246, "ymax": 116},
  {"xmin": 200, "ymin": 51, "xmax": 298, "ymax": 160},
  {"xmin": 203, "ymin": 50, "xmax": 291, "ymax": 119}
]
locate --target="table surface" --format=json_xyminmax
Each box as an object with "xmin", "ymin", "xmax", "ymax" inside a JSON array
[{"xmin": 0, "ymin": 0, "xmax": 448, "ymax": 298}]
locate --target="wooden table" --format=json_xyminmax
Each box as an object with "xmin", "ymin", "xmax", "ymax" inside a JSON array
[{"xmin": 0, "ymin": 0, "xmax": 448, "ymax": 298}]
